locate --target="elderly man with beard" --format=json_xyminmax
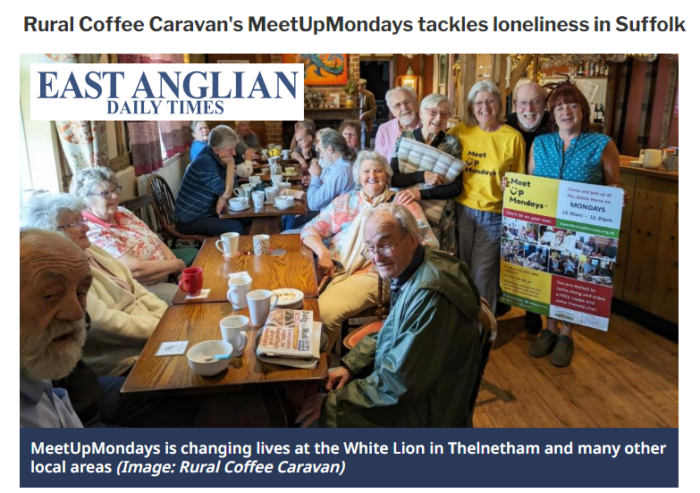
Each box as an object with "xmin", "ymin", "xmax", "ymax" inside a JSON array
[
  {"xmin": 296, "ymin": 203, "xmax": 481, "ymax": 427},
  {"xmin": 505, "ymin": 82, "xmax": 550, "ymax": 333},
  {"xmin": 374, "ymin": 87, "xmax": 422, "ymax": 162},
  {"xmin": 20, "ymin": 229, "xmax": 92, "ymax": 428}
]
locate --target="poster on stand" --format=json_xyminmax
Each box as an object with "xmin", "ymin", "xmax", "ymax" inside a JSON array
[{"xmin": 500, "ymin": 173, "xmax": 624, "ymax": 331}]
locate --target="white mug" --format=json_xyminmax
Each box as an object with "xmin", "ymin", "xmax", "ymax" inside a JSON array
[
  {"xmin": 234, "ymin": 184, "xmax": 253, "ymax": 199},
  {"xmin": 282, "ymin": 149, "xmax": 291, "ymax": 160},
  {"xmin": 215, "ymin": 232, "xmax": 240, "ymax": 258},
  {"xmin": 246, "ymin": 290, "xmax": 279, "ymax": 327},
  {"xmin": 643, "ymin": 149, "xmax": 663, "ymax": 169},
  {"xmin": 253, "ymin": 234, "xmax": 270, "ymax": 255},
  {"xmin": 252, "ymin": 191, "xmax": 265, "ymax": 209},
  {"xmin": 227, "ymin": 275, "xmax": 252, "ymax": 309},
  {"xmin": 264, "ymin": 186, "xmax": 279, "ymax": 203},
  {"xmin": 249, "ymin": 176, "xmax": 262, "ymax": 186},
  {"xmin": 220, "ymin": 315, "xmax": 249, "ymax": 356},
  {"xmin": 271, "ymin": 174, "xmax": 283, "ymax": 185}
]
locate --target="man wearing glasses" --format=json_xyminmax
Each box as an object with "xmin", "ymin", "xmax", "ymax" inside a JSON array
[
  {"xmin": 374, "ymin": 87, "xmax": 421, "ymax": 162},
  {"xmin": 296, "ymin": 203, "xmax": 481, "ymax": 427},
  {"xmin": 506, "ymin": 82, "xmax": 550, "ymax": 333},
  {"xmin": 507, "ymin": 82, "xmax": 551, "ymax": 156}
]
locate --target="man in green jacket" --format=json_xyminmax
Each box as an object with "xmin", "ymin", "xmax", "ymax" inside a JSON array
[{"xmin": 297, "ymin": 203, "xmax": 482, "ymax": 427}]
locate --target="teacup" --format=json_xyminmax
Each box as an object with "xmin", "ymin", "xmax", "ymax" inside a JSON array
[
  {"xmin": 249, "ymin": 176, "xmax": 262, "ymax": 186},
  {"xmin": 228, "ymin": 197, "xmax": 249, "ymax": 211},
  {"xmin": 277, "ymin": 182, "xmax": 292, "ymax": 191},
  {"xmin": 274, "ymin": 195, "xmax": 294, "ymax": 209},
  {"xmin": 220, "ymin": 315, "xmax": 249, "ymax": 356},
  {"xmin": 264, "ymin": 186, "xmax": 279, "ymax": 203},
  {"xmin": 234, "ymin": 184, "xmax": 253, "ymax": 199},
  {"xmin": 215, "ymin": 232, "xmax": 240, "ymax": 258},
  {"xmin": 252, "ymin": 191, "xmax": 265, "ymax": 209},
  {"xmin": 246, "ymin": 289, "xmax": 279, "ymax": 327},
  {"xmin": 227, "ymin": 274, "xmax": 252, "ymax": 309},
  {"xmin": 271, "ymin": 174, "xmax": 283, "ymax": 185},
  {"xmin": 285, "ymin": 167, "xmax": 296, "ymax": 175}
]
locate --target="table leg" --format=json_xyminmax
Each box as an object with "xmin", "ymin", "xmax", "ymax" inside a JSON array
[{"xmin": 250, "ymin": 217, "xmax": 281, "ymax": 235}]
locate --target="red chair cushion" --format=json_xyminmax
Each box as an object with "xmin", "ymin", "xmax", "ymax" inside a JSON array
[{"xmin": 344, "ymin": 320, "xmax": 384, "ymax": 350}]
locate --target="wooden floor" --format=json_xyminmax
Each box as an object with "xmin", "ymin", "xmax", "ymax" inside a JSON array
[{"xmin": 473, "ymin": 307, "xmax": 678, "ymax": 428}]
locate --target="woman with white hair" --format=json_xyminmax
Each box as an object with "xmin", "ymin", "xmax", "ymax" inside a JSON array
[
  {"xmin": 448, "ymin": 81, "xmax": 526, "ymax": 313},
  {"xmin": 22, "ymin": 193, "xmax": 167, "ymax": 377},
  {"xmin": 189, "ymin": 121, "xmax": 210, "ymax": 161},
  {"xmin": 72, "ymin": 167, "xmax": 193, "ymax": 304},
  {"xmin": 391, "ymin": 93, "xmax": 465, "ymax": 254},
  {"xmin": 301, "ymin": 151, "xmax": 438, "ymax": 335}
]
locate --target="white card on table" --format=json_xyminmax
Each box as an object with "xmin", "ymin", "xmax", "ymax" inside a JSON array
[{"xmin": 156, "ymin": 341, "xmax": 189, "ymax": 356}]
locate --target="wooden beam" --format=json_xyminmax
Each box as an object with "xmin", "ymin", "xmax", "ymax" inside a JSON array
[
  {"xmin": 505, "ymin": 55, "xmax": 533, "ymax": 98},
  {"xmin": 459, "ymin": 54, "xmax": 477, "ymax": 123},
  {"xmin": 659, "ymin": 60, "xmax": 678, "ymax": 149}
]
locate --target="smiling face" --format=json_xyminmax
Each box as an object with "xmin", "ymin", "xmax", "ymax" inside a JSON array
[
  {"xmin": 420, "ymin": 101, "xmax": 451, "ymax": 134},
  {"xmin": 515, "ymin": 83, "xmax": 546, "ymax": 132},
  {"xmin": 20, "ymin": 234, "xmax": 92, "ymax": 381},
  {"xmin": 553, "ymin": 101, "xmax": 583, "ymax": 134},
  {"xmin": 86, "ymin": 181, "xmax": 121, "ymax": 222},
  {"xmin": 359, "ymin": 159, "xmax": 389, "ymax": 198},
  {"xmin": 388, "ymin": 90, "xmax": 418, "ymax": 127},
  {"xmin": 57, "ymin": 210, "xmax": 91, "ymax": 251},
  {"xmin": 192, "ymin": 122, "xmax": 209, "ymax": 142},
  {"xmin": 472, "ymin": 91, "xmax": 501, "ymax": 128}
]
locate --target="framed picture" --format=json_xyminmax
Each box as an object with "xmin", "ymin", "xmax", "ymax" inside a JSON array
[
  {"xmin": 396, "ymin": 75, "xmax": 421, "ymax": 99},
  {"xmin": 329, "ymin": 94, "xmax": 340, "ymax": 108},
  {"xmin": 282, "ymin": 54, "xmax": 348, "ymax": 85}
]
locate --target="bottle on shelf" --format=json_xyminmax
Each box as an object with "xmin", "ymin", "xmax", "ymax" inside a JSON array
[
  {"xmin": 583, "ymin": 61, "xmax": 590, "ymax": 77},
  {"xmin": 600, "ymin": 105, "xmax": 605, "ymax": 124},
  {"xmin": 577, "ymin": 63, "xmax": 584, "ymax": 77}
]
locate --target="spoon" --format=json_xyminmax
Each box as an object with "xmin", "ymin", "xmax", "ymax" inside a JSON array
[{"xmin": 202, "ymin": 354, "xmax": 231, "ymax": 363}]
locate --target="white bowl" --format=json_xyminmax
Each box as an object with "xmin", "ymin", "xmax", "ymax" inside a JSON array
[
  {"xmin": 274, "ymin": 196, "xmax": 294, "ymax": 209},
  {"xmin": 277, "ymin": 182, "xmax": 292, "ymax": 190},
  {"xmin": 187, "ymin": 340, "xmax": 233, "ymax": 376}
]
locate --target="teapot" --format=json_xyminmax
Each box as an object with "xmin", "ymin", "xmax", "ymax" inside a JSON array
[{"xmin": 235, "ymin": 160, "xmax": 254, "ymax": 178}]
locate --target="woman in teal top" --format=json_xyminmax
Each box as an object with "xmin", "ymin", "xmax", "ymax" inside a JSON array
[{"xmin": 528, "ymin": 81, "xmax": 625, "ymax": 368}]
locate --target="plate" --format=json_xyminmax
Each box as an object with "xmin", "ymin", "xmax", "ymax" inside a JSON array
[{"xmin": 271, "ymin": 288, "xmax": 304, "ymax": 308}]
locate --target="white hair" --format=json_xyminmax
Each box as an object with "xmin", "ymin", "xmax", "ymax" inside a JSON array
[
  {"xmin": 367, "ymin": 203, "xmax": 422, "ymax": 244},
  {"xmin": 208, "ymin": 125, "xmax": 240, "ymax": 148},
  {"xmin": 72, "ymin": 167, "xmax": 118, "ymax": 200},
  {"xmin": 385, "ymin": 86, "xmax": 417, "ymax": 106},
  {"xmin": 22, "ymin": 193, "xmax": 87, "ymax": 231},
  {"xmin": 420, "ymin": 93, "xmax": 454, "ymax": 114},
  {"xmin": 466, "ymin": 80, "xmax": 506, "ymax": 126},
  {"xmin": 353, "ymin": 151, "xmax": 394, "ymax": 186}
]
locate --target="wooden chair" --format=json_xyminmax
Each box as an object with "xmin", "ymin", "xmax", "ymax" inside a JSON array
[
  {"xmin": 146, "ymin": 175, "xmax": 205, "ymax": 248},
  {"xmin": 467, "ymin": 298, "xmax": 498, "ymax": 427},
  {"xmin": 340, "ymin": 274, "xmax": 388, "ymax": 355}
]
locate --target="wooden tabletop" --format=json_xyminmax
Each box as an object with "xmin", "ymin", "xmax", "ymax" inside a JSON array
[
  {"xmin": 220, "ymin": 193, "xmax": 308, "ymax": 219},
  {"xmin": 121, "ymin": 299, "xmax": 328, "ymax": 396},
  {"xmin": 240, "ymin": 161, "xmax": 303, "ymax": 183},
  {"xmin": 172, "ymin": 235, "xmax": 319, "ymax": 305}
]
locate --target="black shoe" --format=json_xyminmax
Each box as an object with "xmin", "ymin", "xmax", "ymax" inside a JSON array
[
  {"xmin": 550, "ymin": 335, "xmax": 574, "ymax": 367},
  {"xmin": 524, "ymin": 311, "xmax": 543, "ymax": 334},
  {"xmin": 495, "ymin": 301, "xmax": 512, "ymax": 317},
  {"xmin": 529, "ymin": 329, "xmax": 558, "ymax": 358}
]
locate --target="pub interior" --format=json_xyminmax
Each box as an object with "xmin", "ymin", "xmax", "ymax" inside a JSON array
[{"xmin": 19, "ymin": 53, "xmax": 678, "ymax": 428}]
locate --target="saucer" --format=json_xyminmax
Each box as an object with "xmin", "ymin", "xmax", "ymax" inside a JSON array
[
  {"xmin": 229, "ymin": 204, "xmax": 250, "ymax": 212},
  {"xmin": 271, "ymin": 288, "xmax": 304, "ymax": 309},
  {"xmin": 630, "ymin": 160, "xmax": 643, "ymax": 167}
]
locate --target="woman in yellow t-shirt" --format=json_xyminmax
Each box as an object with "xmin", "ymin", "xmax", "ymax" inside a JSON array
[{"xmin": 448, "ymin": 81, "xmax": 525, "ymax": 313}]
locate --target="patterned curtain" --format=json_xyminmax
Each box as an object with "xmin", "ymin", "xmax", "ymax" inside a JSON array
[
  {"xmin": 117, "ymin": 54, "xmax": 190, "ymax": 174},
  {"xmin": 42, "ymin": 55, "xmax": 109, "ymax": 173}
]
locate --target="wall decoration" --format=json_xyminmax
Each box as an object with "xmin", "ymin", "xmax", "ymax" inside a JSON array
[{"xmin": 282, "ymin": 54, "xmax": 348, "ymax": 85}]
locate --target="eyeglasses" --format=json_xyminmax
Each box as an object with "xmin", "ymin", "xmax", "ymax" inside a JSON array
[
  {"xmin": 391, "ymin": 99, "xmax": 414, "ymax": 111},
  {"xmin": 361, "ymin": 233, "xmax": 407, "ymax": 260},
  {"xmin": 516, "ymin": 98, "xmax": 544, "ymax": 109},
  {"xmin": 89, "ymin": 186, "xmax": 122, "ymax": 198},
  {"xmin": 57, "ymin": 219, "xmax": 86, "ymax": 230},
  {"xmin": 473, "ymin": 99, "xmax": 499, "ymax": 108},
  {"xmin": 424, "ymin": 108, "xmax": 450, "ymax": 119}
]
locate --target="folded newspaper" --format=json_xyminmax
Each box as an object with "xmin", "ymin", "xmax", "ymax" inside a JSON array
[{"xmin": 255, "ymin": 309, "xmax": 321, "ymax": 369}]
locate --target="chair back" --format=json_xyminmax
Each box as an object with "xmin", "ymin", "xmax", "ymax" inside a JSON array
[
  {"xmin": 467, "ymin": 298, "xmax": 498, "ymax": 427},
  {"xmin": 147, "ymin": 174, "xmax": 205, "ymax": 246}
]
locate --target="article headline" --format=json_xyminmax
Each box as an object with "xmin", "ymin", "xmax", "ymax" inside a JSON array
[{"xmin": 24, "ymin": 15, "xmax": 687, "ymax": 35}]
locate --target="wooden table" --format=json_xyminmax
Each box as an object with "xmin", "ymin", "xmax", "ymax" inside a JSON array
[
  {"xmin": 172, "ymin": 235, "xmax": 318, "ymax": 305},
  {"xmin": 121, "ymin": 299, "xmax": 328, "ymax": 396},
  {"xmin": 240, "ymin": 161, "xmax": 304, "ymax": 183},
  {"xmin": 220, "ymin": 185, "xmax": 308, "ymax": 235}
]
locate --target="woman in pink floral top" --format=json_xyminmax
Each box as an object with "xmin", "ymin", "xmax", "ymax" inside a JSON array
[
  {"xmin": 301, "ymin": 151, "xmax": 438, "ymax": 333},
  {"xmin": 73, "ymin": 168, "xmax": 187, "ymax": 303}
]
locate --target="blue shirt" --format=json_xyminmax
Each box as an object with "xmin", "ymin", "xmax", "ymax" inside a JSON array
[
  {"xmin": 533, "ymin": 132, "xmax": 611, "ymax": 185},
  {"xmin": 190, "ymin": 140, "xmax": 208, "ymax": 161},
  {"xmin": 306, "ymin": 157, "xmax": 355, "ymax": 211},
  {"xmin": 20, "ymin": 375, "xmax": 83, "ymax": 428},
  {"xmin": 176, "ymin": 145, "xmax": 233, "ymax": 223}
]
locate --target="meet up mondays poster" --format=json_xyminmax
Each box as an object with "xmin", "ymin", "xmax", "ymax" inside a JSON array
[{"xmin": 500, "ymin": 173, "xmax": 624, "ymax": 331}]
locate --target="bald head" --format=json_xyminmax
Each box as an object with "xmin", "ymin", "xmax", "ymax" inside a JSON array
[
  {"xmin": 364, "ymin": 204, "xmax": 421, "ymax": 280},
  {"xmin": 514, "ymin": 83, "xmax": 547, "ymax": 132},
  {"xmin": 20, "ymin": 229, "xmax": 92, "ymax": 381}
]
